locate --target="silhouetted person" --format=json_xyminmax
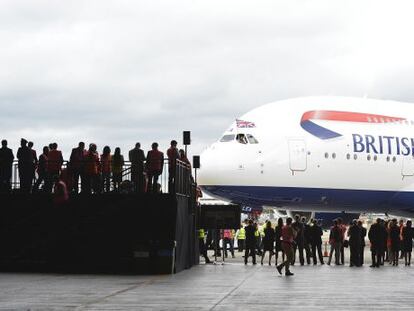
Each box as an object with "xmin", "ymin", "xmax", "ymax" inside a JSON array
[
  {"xmin": 47, "ymin": 143, "xmax": 63, "ymax": 192},
  {"xmin": 84, "ymin": 143, "xmax": 100, "ymax": 194},
  {"xmin": 358, "ymin": 220, "xmax": 367, "ymax": 266},
  {"xmin": 33, "ymin": 146, "xmax": 49, "ymax": 192},
  {"xmin": 112, "ymin": 147, "xmax": 124, "ymax": 191},
  {"xmin": 198, "ymin": 229, "xmax": 211, "ymax": 263},
  {"xmin": 369, "ymin": 218, "xmax": 387, "ymax": 268},
  {"xmin": 277, "ymin": 217, "xmax": 297, "ymax": 276},
  {"xmin": 53, "ymin": 175, "xmax": 69, "ymax": 206},
  {"xmin": 101, "ymin": 146, "xmax": 111, "ymax": 192},
  {"xmin": 310, "ymin": 219, "xmax": 325, "ymax": 265},
  {"xmin": 302, "ymin": 217, "xmax": 312, "ymax": 264},
  {"xmin": 261, "ymin": 221, "xmax": 275, "ymax": 265},
  {"xmin": 402, "ymin": 220, "xmax": 414, "ymax": 266},
  {"xmin": 129, "ymin": 143, "xmax": 146, "ymax": 193},
  {"xmin": 338, "ymin": 218, "xmax": 346, "ymax": 264},
  {"xmin": 28, "ymin": 141, "xmax": 38, "ymax": 186},
  {"xmin": 390, "ymin": 219, "xmax": 400, "ymax": 266},
  {"xmin": 348, "ymin": 219, "xmax": 361, "ymax": 267},
  {"xmin": 292, "ymin": 214, "xmax": 305, "ymax": 265},
  {"xmin": 69, "ymin": 142, "xmax": 86, "ymax": 193},
  {"xmin": 0, "ymin": 140, "xmax": 14, "ymax": 192},
  {"xmin": 17, "ymin": 138, "xmax": 34, "ymax": 193},
  {"xmin": 327, "ymin": 219, "xmax": 342, "ymax": 265},
  {"xmin": 244, "ymin": 219, "xmax": 256, "ymax": 265},
  {"xmin": 145, "ymin": 142, "xmax": 164, "ymax": 193},
  {"xmin": 167, "ymin": 140, "xmax": 179, "ymax": 193},
  {"xmin": 274, "ymin": 218, "xmax": 285, "ymax": 266}
]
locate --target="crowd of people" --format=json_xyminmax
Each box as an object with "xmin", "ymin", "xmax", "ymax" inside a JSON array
[
  {"xmin": 198, "ymin": 215, "xmax": 414, "ymax": 276},
  {"xmin": 0, "ymin": 138, "xmax": 192, "ymax": 195}
]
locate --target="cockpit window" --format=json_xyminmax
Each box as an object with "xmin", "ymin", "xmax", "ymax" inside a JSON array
[
  {"xmin": 246, "ymin": 134, "xmax": 259, "ymax": 144},
  {"xmin": 220, "ymin": 134, "xmax": 235, "ymax": 142},
  {"xmin": 236, "ymin": 134, "xmax": 248, "ymax": 144}
]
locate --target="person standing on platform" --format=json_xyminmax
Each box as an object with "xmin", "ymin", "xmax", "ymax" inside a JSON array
[
  {"xmin": 100, "ymin": 146, "xmax": 112, "ymax": 192},
  {"xmin": 47, "ymin": 143, "xmax": 64, "ymax": 192},
  {"xmin": 84, "ymin": 143, "xmax": 100, "ymax": 194},
  {"xmin": 358, "ymin": 220, "xmax": 367, "ymax": 266},
  {"xmin": 179, "ymin": 149, "xmax": 191, "ymax": 168},
  {"xmin": 17, "ymin": 138, "xmax": 34, "ymax": 193},
  {"xmin": 33, "ymin": 146, "xmax": 49, "ymax": 192},
  {"xmin": 310, "ymin": 219, "xmax": 325, "ymax": 265},
  {"xmin": 222, "ymin": 229, "xmax": 235, "ymax": 258},
  {"xmin": 292, "ymin": 215, "xmax": 304, "ymax": 265},
  {"xmin": 274, "ymin": 217, "xmax": 285, "ymax": 266},
  {"xmin": 402, "ymin": 220, "xmax": 414, "ymax": 266},
  {"xmin": 261, "ymin": 220, "xmax": 275, "ymax": 265},
  {"xmin": 69, "ymin": 142, "xmax": 86, "ymax": 193},
  {"xmin": 0, "ymin": 139, "xmax": 14, "ymax": 193},
  {"xmin": 112, "ymin": 147, "xmax": 124, "ymax": 191},
  {"xmin": 277, "ymin": 217, "xmax": 297, "ymax": 276},
  {"xmin": 167, "ymin": 140, "xmax": 179, "ymax": 193},
  {"xmin": 198, "ymin": 229, "xmax": 211, "ymax": 264},
  {"xmin": 129, "ymin": 143, "xmax": 145, "ymax": 193},
  {"xmin": 235, "ymin": 224, "xmax": 245, "ymax": 253},
  {"xmin": 28, "ymin": 141, "xmax": 38, "ymax": 186},
  {"xmin": 146, "ymin": 142, "xmax": 164, "ymax": 193},
  {"xmin": 244, "ymin": 219, "xmax": 256, "ymax": 265},
  {"xmin": 347, "ymin": 220, "xmax": 361, "ymax": 267}
]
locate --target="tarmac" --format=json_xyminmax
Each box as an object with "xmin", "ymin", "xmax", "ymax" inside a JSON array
[{"xmin": 1, "ymin": 249, "xmax": 414, "ymax": 310}]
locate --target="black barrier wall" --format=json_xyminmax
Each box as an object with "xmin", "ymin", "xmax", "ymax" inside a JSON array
[{"xmin": 0, "ymin": 193, "xmax": 197, "ymax": 274}]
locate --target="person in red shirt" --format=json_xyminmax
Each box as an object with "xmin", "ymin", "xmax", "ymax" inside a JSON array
[
  {"xmin": 100, "ymin": 146, "xmax": 112, "ymax": 192},
  {"xmin": 84, "ymin": 143, "xmax": 100, "ymax": 194},
  {"xmin": 146, "ymin": 142, "xmax": 164, "ymax": 193},
  {"xmin": 167, "ymin": 140, "xmax": 179, "ymax": 193},
  {"xmin": 46, "ymin": 143, "xmax": 63, "ymax": 193},
  {"xmin": 276, "ymin": 217, "xmax": 297, "ymax": 276}
]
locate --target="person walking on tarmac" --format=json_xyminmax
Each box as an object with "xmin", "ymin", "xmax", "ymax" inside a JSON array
[
  {"xmin": 0, "ymin": 139, "xmax": 14, "ymax": 193},
  {"xmin": 274, "ymin": 217, "xmax": 285, "ymax": 266},
  {"xmin": 310, "ymin": 219, "xmax": 325, "ymax": 265},
  {"xmin": 244, "ymin": 219, "xmax": 256, "ymax": 265},
  {"xmin": 17, "ymin": 138, "xmax": 34, "ymax": 193},
  {"xmin": 69, "ymin": 142, "xmax": 86, "ymax": 193},
  {"xmin": 277, "ymin": 217, "xmax": 297, "ymax": 276},
  {"xmin": 235, "ymin": 224, "xmax": 245, "ymax": 253},
  {"xmin": 146, "ymin": 142, "xmax": 164, "ymax": 193},
  {"xmin": 198, "ymin": 229, "xmax": 211, "ymax": 264},
  {"xmin": 261, "ymin": 220, "xmax": 275, "ymax": 265},
  {"xmin": 129, "ymin": 143, "xmax": 145, "ymax": 193},
  {"xmin": 167, "ymin": 140, "xmax": 179, "ymax": 193}
]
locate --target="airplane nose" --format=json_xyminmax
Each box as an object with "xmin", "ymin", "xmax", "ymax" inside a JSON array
[{"xmin": 197, "ymin": 147, "xmax": 216, "ymax": 187}]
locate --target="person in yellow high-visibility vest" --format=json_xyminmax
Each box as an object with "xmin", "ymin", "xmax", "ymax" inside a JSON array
[
  {"xmin": 198, "ymin": 229, "xmax": 211, "ymax": 263},
  {"xmin": 236, "ymin": 225, "xmax": 246, "ymax": 252}
]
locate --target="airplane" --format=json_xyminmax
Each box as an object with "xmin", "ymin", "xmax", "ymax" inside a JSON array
[{"xmin": 198, "ymin": 96, "xmax": 414, "ymax": 218}]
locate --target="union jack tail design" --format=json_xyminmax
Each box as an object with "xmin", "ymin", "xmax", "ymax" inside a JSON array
[
  {"xmin": 300, "ymin": 110, "xmax": 406, "ymax": 140},
  {"xmin": 236, "ymin": 119, "xmax": 256, "ymax": 128}
]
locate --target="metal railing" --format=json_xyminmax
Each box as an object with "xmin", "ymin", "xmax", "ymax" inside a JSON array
[{"xmin": 9, "ymin": 159, "xmax": 193, "ymax": 196}]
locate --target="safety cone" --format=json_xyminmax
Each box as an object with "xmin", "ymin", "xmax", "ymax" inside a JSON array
[{"xmin": 323, "ymin": 241, "xmax": 329, "ymax": 257}]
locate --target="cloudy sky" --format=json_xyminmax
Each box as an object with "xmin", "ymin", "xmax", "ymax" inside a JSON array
[{"xmin": 2, "ymin": 0, "xmax": 414, "ymax": 158}]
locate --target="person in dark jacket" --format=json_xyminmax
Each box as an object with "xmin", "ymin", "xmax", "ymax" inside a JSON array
[
  {"xmin": 261, "ymin": 221, "xmax": 275, "ymax": 265},
  {"xmin": 292, "ymin": 214, "xmax": 304, "ymax": 265},
  {"xmin": 0, "ymin": 139, "xmax": 14, "ymax": 193},
  {"xmin": 368, "ymin": 218, "xmax": 386, "ymax": 268},
  {"xmin": 33, "ymin": 146, "xmax": 49, "ymax": 192},
  {"xmin": 69, "ymin": 142, "xmax": 86, "ymax": 193},
  {"xmin": 17, "ymin": 138, "xmax": 34, "ymax": 193},
  {"xmin": 302, "ymin": 217, "xmax": 312, "ymax": 265},
  {"xmin": 274, "ymin": 217, "xmax": 285, "ymax": 266},
  {"xmin": 389, "ymin": 219, "xmax": 401, "ymax": 266},
  {"xmin": 347, "ymin": 219, "xmax": 361, "ymax": 267},
  {"xmin": 244, "ymin": 219, "xmax": 256, "ymax": 265},
  {"xmin": 129, "ymin": 142, "xmax": 146, "ymax": 193},
  {"xmin": 310, "ymin": 219, "xmax": 325, "ymax": 265},
  {"xmin": 402, "ymin": 220, "xmax": 414, "ymax": 266},
  {"xmin": 327, "ymin": 219, "xmax": 342, "ymax": 265},
  {"xmin": 358, "ymin": 220, "xmax": 367, "ymax": 266}
]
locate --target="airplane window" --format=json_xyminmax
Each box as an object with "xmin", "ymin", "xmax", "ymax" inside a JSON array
[
  {"xmin": 324, "ymin": 152, "xmax": 329, "ymax": 159},
  {"xmin": 392, "ymin": 156, "xmax": 396, "ymax": 162},
  {"xmin": 346, "ymin": 154, "xmax": 350, "ymax": 160},
  {"xmin": 354, "ymin": 154, "xmax": 357, "ymax": 160},
  {"xmin": 332, "ymin": 153, "xmax": 336, "ymax": 159},
  {"xmin": 374, "ymin": 155, "xmax": 378, "ymax": 161},
  {"xmin": 386, "ymin": 156, "xmax": 390, "ymax": 162},
  {"xmin": 236, "ymin": 134, "xmax": 248, "ymax": 144},
  {"xmin": 246, "ymin": 134, "xmax": 259, "ymax": 144},
  {"xmin": 367, "ymin": 155, "xmax": 371, "ymax": 161},
  {"xmin": 220, "ymin": 134, "xmax": 235, "ymax": 142}
]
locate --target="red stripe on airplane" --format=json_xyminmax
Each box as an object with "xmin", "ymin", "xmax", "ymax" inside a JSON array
[{"xmin": 301, "ymin": 110, "xmax": 406, "ymax": 124}]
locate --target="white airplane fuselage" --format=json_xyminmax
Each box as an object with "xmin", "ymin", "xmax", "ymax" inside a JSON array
[{"xmin": 199, "ymin": 97, "xmax": 414, "ymax": 217}]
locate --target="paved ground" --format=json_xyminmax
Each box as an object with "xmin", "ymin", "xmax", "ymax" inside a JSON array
[{"xmin": 1, "ymin": 249, "xmax": 414, "ymax": 310}]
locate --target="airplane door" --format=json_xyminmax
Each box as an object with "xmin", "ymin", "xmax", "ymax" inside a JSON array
[
  {"xmin": 402, "ymin": 155, "xmax": 414, "ymax": 176},
  {"xmin": 288, "ymin": 139, "xmax": 307, "ymax": 171}
]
